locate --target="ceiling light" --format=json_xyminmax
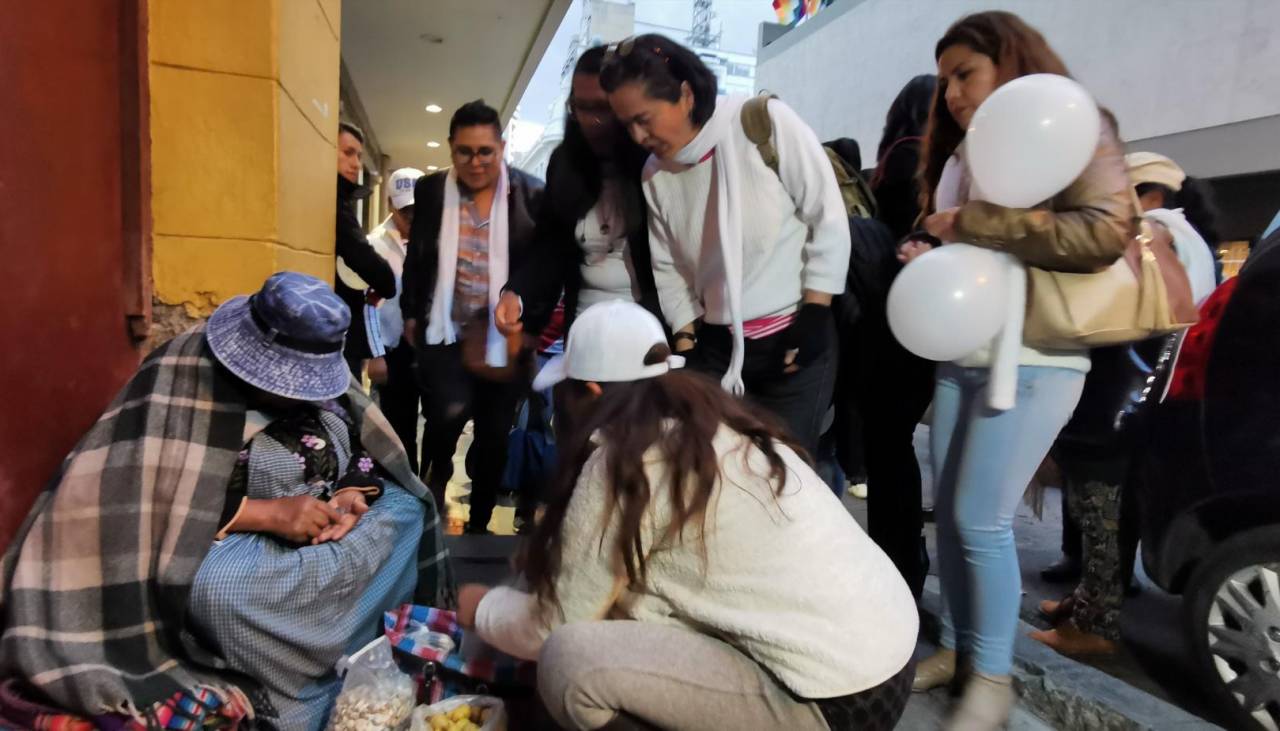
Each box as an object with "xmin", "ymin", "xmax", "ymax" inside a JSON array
[
  {"xmin": 424, "ymin": 104, "xmax": 442, "ymax": 113},
  {"xmin": 427, "ymin": 165, "xmax": 439, "ymax": 171},
  {"xmin": 427, "ymin": 141, "xmax": 440, "ymax": 148}
]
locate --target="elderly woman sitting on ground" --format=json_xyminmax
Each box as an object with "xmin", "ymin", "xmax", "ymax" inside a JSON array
[{"xmin": 0, "ymin": 272, "xmax": 454, "ymax": 730}]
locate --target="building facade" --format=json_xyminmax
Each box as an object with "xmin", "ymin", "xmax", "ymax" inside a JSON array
[{"xmin": 756, "ymin": 0, "xmax": 1280, "ymax": 240}]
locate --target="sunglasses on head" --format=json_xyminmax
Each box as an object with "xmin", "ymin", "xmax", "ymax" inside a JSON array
[{"xmin": 603, "ymin": 36, "xmax": 667, "ymax": 65}]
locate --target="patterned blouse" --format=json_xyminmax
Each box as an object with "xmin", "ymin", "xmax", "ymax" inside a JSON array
[{"xmin": 219, "ymin": 401, "xmax": 382, "ymax": 537}]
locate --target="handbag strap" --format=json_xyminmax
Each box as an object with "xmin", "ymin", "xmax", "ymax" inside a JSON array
[{"xmin": 1127, "ymin": 187, "xmax": 1154, "ymax": 247}]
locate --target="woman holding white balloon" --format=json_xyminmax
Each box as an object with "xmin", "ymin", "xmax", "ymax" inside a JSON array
[{"xmin": 895, "ymin": 12, "xmax": 1136, "ymax": 730}]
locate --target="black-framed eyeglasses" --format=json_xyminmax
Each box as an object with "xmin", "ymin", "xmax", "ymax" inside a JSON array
[
  {"xmin": 568, "ymin": 98, "xmax": 614, "ymax": 122},
  {"xmin": 452, "ymin": 145, "xmax": 498, "ymax": 164}
]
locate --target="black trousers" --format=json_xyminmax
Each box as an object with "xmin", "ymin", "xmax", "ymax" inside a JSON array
[
  {"xmin": 691, "ymin": 318, "xmax": 837, "ymax": 457},
  {"xmin": 843, "ymin": 318, "xmax": 936, "ymax": 600},
  {"xmin": 374, "ymin": 341, "xmax": 422, "ymax": 475},
  {"xmin": 416, "ymin": 342, "xmax": 524, "ymax": 531}
]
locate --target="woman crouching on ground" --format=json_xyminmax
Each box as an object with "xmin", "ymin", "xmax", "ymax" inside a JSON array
[{"xmin": 455, "ymin": 301, "xmax": 918, "ymax": 730}]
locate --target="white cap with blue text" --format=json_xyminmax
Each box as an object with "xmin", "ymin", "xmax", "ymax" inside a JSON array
[
  {"xmin": 388, "ymin": 167, "xmax": 424, "ymax": 210},
  {"xmin": 532, "ymin": 300, "xmax": 684, "ymax": 391}
]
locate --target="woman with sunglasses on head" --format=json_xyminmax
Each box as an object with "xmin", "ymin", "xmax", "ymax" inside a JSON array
[
  {"xmin": 496, "ymin": 46, "xmax": 662, "ymax": 343},
  {"xmin": 595, "ymin": 34, "xmax": 850, "ymax": 456},
  {"xmin": 457, "ymin": 301, "xmax": 917, "ymax": 731},
  {"xmin": 903, "ymin": 13, "xmax": 1134, "ymax": 729}
]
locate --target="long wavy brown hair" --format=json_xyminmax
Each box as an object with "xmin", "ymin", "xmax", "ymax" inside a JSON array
[
  {"xmin": 519, "ymin": 365, "xmax": 803, "ymax": 615},
  {"xmin": 919, "ymin": 11, "xmax": 1072, "ymax": 214}
]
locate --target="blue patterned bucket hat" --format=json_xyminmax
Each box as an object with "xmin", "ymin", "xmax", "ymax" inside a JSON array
[{"xmin": 206, "ymin": 272, "xmax": 353, "ymax": 401}]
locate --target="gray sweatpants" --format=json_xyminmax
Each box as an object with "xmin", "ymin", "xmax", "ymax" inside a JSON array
[{"xmin": 537, "ymin": 621, "xmax": 831, "ymax": 730}]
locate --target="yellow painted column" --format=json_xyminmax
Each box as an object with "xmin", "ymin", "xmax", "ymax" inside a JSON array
[{"xmin": 147, "ymin": 0, "xmax": 340, "ymax": 340}]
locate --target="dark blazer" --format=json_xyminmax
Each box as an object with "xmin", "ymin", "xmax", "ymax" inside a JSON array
[
  {"xmin": 401, "ymin": 167, "xmax": 544, "ymax": 332},
  {"xmin": 506, "ymin": 145, "xmax": 660, "ymax": 335}
]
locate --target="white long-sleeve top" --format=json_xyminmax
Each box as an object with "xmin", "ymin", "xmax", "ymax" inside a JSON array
[
  {"xmin": 475, "ymin": 424, "xmax": 919, "ymax": 699},
  {"xmin": 641, "ymin": 98, "xmax": 851, "ymax": 330}
]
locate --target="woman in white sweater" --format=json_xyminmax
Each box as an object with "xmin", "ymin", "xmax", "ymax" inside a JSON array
[
  {"xmin": 456, "ymin": 301, "xmax": 918, "ymax": 731},
  {"xmin": 593, "ymin": 34, "xmax": 850, "ymax": 455}
]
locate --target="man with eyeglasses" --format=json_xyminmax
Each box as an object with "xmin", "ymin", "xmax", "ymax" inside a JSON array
[{"xmin": 402, "ymin": 99, "xmax": 544, "ymax": 534}]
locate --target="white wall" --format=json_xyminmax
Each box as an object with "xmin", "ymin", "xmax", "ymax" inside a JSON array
[{"xmin": 756, "ymin": 0, "xmax": 1280, "ymax": 173}]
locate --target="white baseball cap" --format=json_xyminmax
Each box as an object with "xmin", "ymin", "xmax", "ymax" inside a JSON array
[
  {"xmin": 388, "ymin": 167, "xmax": 424, "ymax": 210},
  {"xmin": 532, "ymin": 300, "xmax": 684, "ymax": 391}
]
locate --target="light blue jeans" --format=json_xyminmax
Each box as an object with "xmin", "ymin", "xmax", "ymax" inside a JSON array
[{"xmin": 932, "ymin": 364, "xmax": 1085, "ymax": 676}]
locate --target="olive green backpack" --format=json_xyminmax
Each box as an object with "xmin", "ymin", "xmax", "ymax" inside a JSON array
[{"xmin": 740, "ymin": 94, "xmax": 878, "ymax": 220}]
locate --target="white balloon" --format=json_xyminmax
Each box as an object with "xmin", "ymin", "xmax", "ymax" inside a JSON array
[
  {"xmin": 888, "ymin": 244, "xmax": 1010, "ymax": 361},
  {"xmin": 967, "ymin": 74, "xmax": 1101, "ymax": 209}
]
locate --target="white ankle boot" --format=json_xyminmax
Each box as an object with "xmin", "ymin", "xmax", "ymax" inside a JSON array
[{"xmin": 943, "ymin": 672, "xmax": 1015, "ymax": 731}]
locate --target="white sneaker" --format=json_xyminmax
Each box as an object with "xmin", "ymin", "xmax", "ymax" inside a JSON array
[{"xmin": 849, "ymin": 482, "xmax": 868, "ymax": 499}]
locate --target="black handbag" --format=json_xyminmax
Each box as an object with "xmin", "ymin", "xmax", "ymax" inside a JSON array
[{"xmin": 1056, "ymin": 333, "xmax": 1179, "ymax": 456}]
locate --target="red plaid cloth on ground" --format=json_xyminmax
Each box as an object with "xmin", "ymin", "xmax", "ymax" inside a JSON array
[{"xmin": 383, "ymin": 604, "xmax": 535, "ymax": 688}]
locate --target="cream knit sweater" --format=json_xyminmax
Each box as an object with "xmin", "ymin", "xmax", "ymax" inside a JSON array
[{"xmin": 476, "ymin": 424, "xmax": 918, "ymax": 699}]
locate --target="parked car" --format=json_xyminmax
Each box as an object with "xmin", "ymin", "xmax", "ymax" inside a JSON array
[{"xmin": 1135, "ymin": 229, "xmax": 1280, "ymax": 731}]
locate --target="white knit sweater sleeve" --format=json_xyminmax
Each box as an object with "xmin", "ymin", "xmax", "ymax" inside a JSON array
[
  {"xmin": 642, "ymin": 172, "xmax": 703, "ymax": 330},
  {"xmin": 474, "ymin": 586, "xmax": 546, "ymax": 661},
  {"xmin": 767, "ymin": 99, "xmax": 851, "ymax": 295},
  {"xmin": 475, "ymin": 448, "xmax": 627, "ymax": 660}
]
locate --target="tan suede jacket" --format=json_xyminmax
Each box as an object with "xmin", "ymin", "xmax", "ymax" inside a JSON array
[{"xmin": 953, "ymin": 118, "xmax": 1136, "ymax": 273}]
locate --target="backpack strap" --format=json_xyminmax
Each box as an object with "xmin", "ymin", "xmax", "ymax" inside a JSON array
[{"xmin": 740, "ymin": 93, "xmax": 779, "ymax": 174}]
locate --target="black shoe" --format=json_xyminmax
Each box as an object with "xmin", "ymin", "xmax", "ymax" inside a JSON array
[
  {"xmin": 463, "ymin": 523, "xmax": 491, "ymax": 536},
  {"xmin": 1040, "ymin": 556, "xmax": 1082, "ymax": 584}
]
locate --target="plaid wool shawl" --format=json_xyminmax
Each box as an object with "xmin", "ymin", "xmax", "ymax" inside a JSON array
[{"xmin": 0, "ymin": 326, "xmax": 454, "ymax": 718}]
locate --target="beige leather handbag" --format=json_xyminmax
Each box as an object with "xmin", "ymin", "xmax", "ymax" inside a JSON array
[{"xmin": 1023, "ymin": 211, "xmax": 1199, "ymax": 349}]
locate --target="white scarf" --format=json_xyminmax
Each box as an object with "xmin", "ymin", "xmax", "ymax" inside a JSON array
[
  {"xmin": 655, "ymin": 95, "xmax": 749, "ymax": 395},
  {"xmin": 426, "ymin": 164, "xmax": 510, "ymax": 367},
  {"xmin": 1144, "ymin": 207, "xmax": 1217, "ymax": 305}
]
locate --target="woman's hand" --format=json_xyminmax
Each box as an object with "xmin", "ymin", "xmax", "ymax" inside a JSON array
[
  {"xmin": 495, "ymin": 291, "xmax": 524, "ymax": 337},
  {"xmin": 781, "ymin": 303, "xmax": 832, "ymax": 374},
  {"xmin": 897, "ymin": 239, "xmax": 935, "ymax": 264},
  {"xmin": 457, "ymin": 584, "xmax": 491, "ymax": 630},
  {"xmin": 923, "ymin": 207, "xmax": 960, "ymax": 242},
  {"xmin": 264, "ymin": 496, "xmax": 341, "ymax": 543},
  {"xmin": 312, "ymin": 491, "xmax": 370, "ymax": 545}
]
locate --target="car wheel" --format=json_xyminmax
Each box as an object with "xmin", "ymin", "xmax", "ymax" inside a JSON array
[{"xmin": 1185, "ymin": 526, "xmax": 1280, "ymax": 731}]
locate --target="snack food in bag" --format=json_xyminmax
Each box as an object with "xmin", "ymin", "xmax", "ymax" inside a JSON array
[
  {"xmin": 410, "ymin": 695, "xmax": 506, "ymax": 731},
  {"xmin": 328, "ymin": 636, "xmax": 416, "ymax": 731}
]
